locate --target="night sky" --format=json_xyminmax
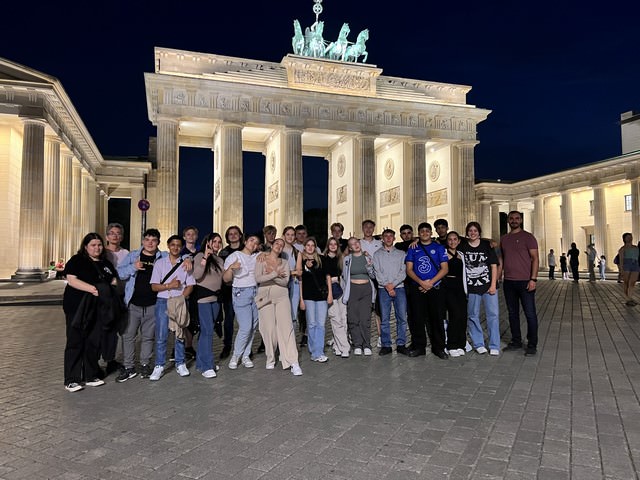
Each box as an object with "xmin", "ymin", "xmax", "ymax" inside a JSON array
[{"xmin": 3, "ymin": 1, "xmax": 640, "ymax": 238}]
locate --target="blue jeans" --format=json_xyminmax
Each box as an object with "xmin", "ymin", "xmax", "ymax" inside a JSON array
[
  {"xmin": 232, "ymin": 286, "xmax": 259, "ymax": 358},
  {"xmin": 378, "ymin": 287, "xmax": 407, "ymax": 347},
  {"xmin": 467, "ymin": 292, "xmax": 500, "ymax": 350},
  {"xmin": 503, "ymin": 279, "xmax": 538, "ymax": 348},
  {"xmin": 288, "ymin": 278, "xmax": 300, "ymax": 324},
  {"xmin": 304, "ymin": 299, "xmax": 327, "ymax": 359},
  {"xmin": 154, "ymin": 297, "xmax": 185, "ymax": 367},
  {"xmin": 197, "ymin": 301, "xmax": 220, "ymax": 372}
]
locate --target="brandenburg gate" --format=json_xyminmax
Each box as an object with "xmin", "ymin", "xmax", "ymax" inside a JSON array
[{"xmin": 144, "ymin": 14, "xmax": 490, "ymax": 240}]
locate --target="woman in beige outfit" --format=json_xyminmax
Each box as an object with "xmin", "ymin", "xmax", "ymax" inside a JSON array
[{"xmin": 254, "ymin": 239, "xmax": 303, "ymax": 376}]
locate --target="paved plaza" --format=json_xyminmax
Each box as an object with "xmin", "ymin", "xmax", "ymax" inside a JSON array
[{"xmin": 1, "ymin": 279, "xmax": 639, "ymax": 479}]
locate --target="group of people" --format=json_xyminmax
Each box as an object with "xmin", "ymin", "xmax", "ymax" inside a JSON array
[{"xmin": 62, "ymin": 211, "xmax": 544, "ymax": 392}]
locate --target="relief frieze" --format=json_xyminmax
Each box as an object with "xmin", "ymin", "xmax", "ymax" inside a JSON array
[
  {"xmin": 427, "ymin": 188, "xmax": 448, "ymax": 208},
  {"xmin": 380, "ymin": 186, "xmax": 400, "ymax": 207},
  {"xmin": 337, "ymin": 185, "xmax": 347, "ymax": 204},
  {"xmin": 268, "ymin": 181, "xmax": 279, "ymax": 203}
]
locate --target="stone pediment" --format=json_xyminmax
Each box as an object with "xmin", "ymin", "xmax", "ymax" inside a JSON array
[
  {"xmin": 0, "ymin": 57, "xmax": 56, "ymax": 85},
  {"xmin": 281, "ymin": 54, "xmax": 382, "ymax": 97}
]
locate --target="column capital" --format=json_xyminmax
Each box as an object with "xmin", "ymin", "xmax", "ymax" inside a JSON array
[
  {"xmin": 156, "ymin": 115, "xmax": 179, "ymax": 125},
  {"xmin": 45, "ymin": 135, "xmax": 62, "ymax": 144},
  {"xmin": 20, "ymin": 116, "xmax": 46, "ymax": 127},
  {"xmin": 455, "ymin": 140, "xmax": 479, "ymax": 148}
]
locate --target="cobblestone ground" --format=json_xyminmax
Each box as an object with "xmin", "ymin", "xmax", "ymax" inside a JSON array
[{"xmin": 1, "ymin": 280, "xmax": 639, "ymax": 479}]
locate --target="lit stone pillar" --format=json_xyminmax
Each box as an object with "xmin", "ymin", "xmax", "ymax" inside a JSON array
[
  {"xmin": 631, "ymin": 178, "xmax": 640, "ymax": 241},
  {"xmin": 354, "ymin": 135, "xmax": 376, "ymax": 227},
  {"xmin": 156, "ymin": 118, "xmax": 179, "ymax": 241},
  {"xmin": 491, "ymin": 202, "xmax": 502, "ymax": 242},
  {"xmin": 592, "ymin": 185, "xmax": 607, "ymax": 260},
  {"xmin": 522, "ymin": 208, "xmax": 533, "ymax": 233},
  {"xmin": 43, "ymin": 136, "xmax": 61, "ymax": 266},
  {"xmin": 327, "ymin": 153, "xmax": 333, "ymax": 228},
  {"xmin": 15, "ymin": 118, "xmax": 46, "ymax": 279},
  {"xmin": 508, "ymin": 201, "xmax": 519, "ymax": 214},
  {"xmin": 560, "ymin": 190, "xmax": 574, "ymax": 250},
  {"xmin": 80, "ymin": 171, "xmax": 91, "ymax": 234},
  {"xmin": 59, "ymin": 151, "xmax": 73, "ymax": 260},
  {"xmin": 533, "ymin": 196, "xmax": 546, "ymax": 267},
  {"xmin": 480, "ymin": 201, "xmax": 491, "ymax": 236},
  {"xmin": 280, "ymin": 128, "xmax": 303, "ymax": 227},
  {"xmin": 95, "ymin": 187, "xmax": 107, "ymax": 236},
  {"xmin": 216, "ymin": 123, "xmax": 243, "ymax": 234},
  {"xmin": 130, "ymin": 186, "xmax": 144, "ymax": 248},
  {"xmin": 71, "ymin": 161, "xmax": 83, "ymax": 251},
  {"xmin": 403, "ymin": 140, "xmax": 426, "ymax": 228},
  {"xmin": 454, "ymin": 142, "xmax": 477, "ymax": 228}
]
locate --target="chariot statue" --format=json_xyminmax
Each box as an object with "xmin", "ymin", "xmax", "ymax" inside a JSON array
[{"xmin": 324, "ymin": 22, "xmax": 350, "ymax": 61}]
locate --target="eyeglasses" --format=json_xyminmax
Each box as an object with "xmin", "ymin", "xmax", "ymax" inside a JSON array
[{"xmin": 108, "ymin": 232, "xmax": 122, "ymax": 237}]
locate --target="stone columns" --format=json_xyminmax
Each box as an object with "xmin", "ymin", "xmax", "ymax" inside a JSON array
[
  {"xmin": 95, "ymin": 187, "xmax": 107, "ymax": 237},
  {"xmin": 354, "ymin": 135, "xmax": 376, "ymax": 227},
  {"xmin": 15, "ymin": 118, "xmax": 46, "ymax": 279},
  {"xmin": 59, "ymin": 150, "xmax": 73, "ymax": 260},
  {"xmin": 130, "ymin": 186, "xmax": 144, "ymax": 247},
  {"xmin": 280, "ymin": 128, "xmax": 303, "ymax": 227},
  {"xmin": 80, "ymin": 170, "xmax": 91, "ymax": 234},
  {"xmin": 403, "ymin": 140, "xmax": 426, "ymax": 228},
  {"xmin": 480, "ymin": 201, "xmax": 491, "ymax": 236},
  {"xmin": 631, "ymin": 178, "xmax": 640, "ymax": 241},
  {"xmin": 560, "ymin": 190, "xmax": 574, "ymax": 251},
  {"xmin": 592, "ymin": 185, "xmax": 607, "ymax": 259},
  {"xmin": 533, "ymin": 196, "xmax": 546, "ymax": 267},
  {"xmin": 215, "ymin": 123, "xmax": 243, "ymax": 235},
  {"xmin": 491, "ymin": 202, "xmax": 502, "ymax": 242},
  {"xmin": 43, "ymin": 136, "xmax": 61, "ymax": 266},
  {"xmin": 156, "ymin": 118, "xmax": 179, "ymax": 241},
  {"xmin": 453, "ymin": 142, "xmax": 477, "ymax": 228},
  {"xmin": 71, "ymin": 161, "xmax": 83, "ymax": 252}
]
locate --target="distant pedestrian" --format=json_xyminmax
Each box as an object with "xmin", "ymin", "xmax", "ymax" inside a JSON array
[
  {"xmin": 598, "ymin": 255, "xmax": 606, "ymax": 281},
  {"xmin": 585, "ymin": 244, "xmax": 597, "ymax": 282},
  {"xmin": 560, "ymin": 253, "xmax": 569, "ymax": 280},
  {"xmin": 567, "ymin": 243, "xmax": 580, "ymax": 282},
  {"xmin": 547, "ymin": 249, "xmax": 556, "ymax": 280},
  {"xmin": 618, "ymin": 233, "xmax": 639, "ymax": 306}
]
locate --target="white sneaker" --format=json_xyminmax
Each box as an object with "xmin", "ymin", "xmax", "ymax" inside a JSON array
[
  {"xmin": 354, "ymin": 348, "xmax": 363, "ymax": 356},
  {"xmin": 228, "ymin": 356, "xmax": 239, "ymax": 369},
  {"xmin": 457, "ymin": 349, "xmax": 466, "ymax": 356},
  {"xmin": 449, "ymin": 349, "xmax": 461, "ymax": 357},
  {"xmin": 149, "ymin": 365, "xmax": 164, "ymax": 381},
  {"xmin": 266, "ymin": 363, "xmax": 275, "ymax": 370},
  {"xmin": 363, "ymin": 348, "xmax": 372, "ymax": 356},
  {"xmin": 341, "ymin": 351, "xmax": 350, "ymax": 358},
  {"xmin": 176, "ymin": 364, "xmax": 190, "ymax": 377},
  {"xmin": 376, "ymin": 337, "xmax": 382, "ymax": 348},
  {"xmin": 85, "ymin": 378, "xmax": 105, "ymax": 387},
  {"xmin": 201, "ymin": 369, "xmax": 217, "ymax": 378},
  {"xmin": 490, "ymin": 349, "xmax": 500, "ymax": 356},
  {"xmin": 242, "ymin": 356, "xmax": 254, "ymax": 368},
  {"xmin": 476, "ymin": 346, "xmax": 488, "ymax": 354},
  {"xmin": 65, "ymin": 382, "xmax": 83, "ymax": 392},
  {"xmin": 291, "ymin": 364, "xmax": 303, "ymax": 376},
  {"xmin": 327, "ymin": 339, "xmax": 334, "ymax": 347},
  {"xmin": 312, "ymin": 355, "xmax": 329, "ymax": 363}
]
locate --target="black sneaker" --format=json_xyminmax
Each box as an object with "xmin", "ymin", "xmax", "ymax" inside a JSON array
[
  {"xmin": 299, "ymin": 335, "xmax": 308, "ymax": 347},
  {"xmin": 139, "ymin": 364, "xmax": 152, "ymax": 378},
  {"xmin": 524, "ymin": 346, "xmax": 537, "ymax": 356},
  {"xmin": 106, "ymin": 360, "xmax": 123, "ymax": 376},
  {"xmin": 116, "ymin": 367, "xmax": 138, "ymax": 383},
  {"xmin": 504, "ymin": 341, "xmax": 523, "ymax": 351},
  {"xmin": 378, "ymin": 347, "xmax": 393, "ymax": 356},
  {"xmin": 185, "ymin": 347, "xmax": 197, "ymax": 360},
  {"xmin": 219, "ymin": 346, "xmax": 231, "ymax": 360}
]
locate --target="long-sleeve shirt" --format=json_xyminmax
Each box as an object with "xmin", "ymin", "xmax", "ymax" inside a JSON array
[{"xmin": 372, "ymin": 247, "xmax": 406, "ymax": 288}]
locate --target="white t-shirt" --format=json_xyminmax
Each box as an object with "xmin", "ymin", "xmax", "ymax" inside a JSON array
[
  {"xmin": 106, "ymin": 248, "xmax": 129, "ymax": 268},
  {"xmin": 360, "ymin": 238, "xmax": 382, "ymax": 257},
  {"xmin": 150, "ymin": 256, "xmax": 195, "ymax": 299},
  {"xmin": 223, "ymin": 251, "xmax": 258, "ymax": 288}
]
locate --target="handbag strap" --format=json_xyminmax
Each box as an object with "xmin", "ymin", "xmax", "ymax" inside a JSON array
[
  {"xmin": 161, "ymin": 260, "xmax": 182, "ymax": 284},
  {"xmin": 419, "ymin": 243, "xmax": 441, "ymax": 272}
]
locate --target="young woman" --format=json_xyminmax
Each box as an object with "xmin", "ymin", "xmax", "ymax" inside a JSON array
[
  {"xmin": 442, "ymin": 231, "xmax": 468, "ymax": 357},
  {"xmin": 255, "ymin": 238, "xmax": 302, "ymax": 375},
  {"xmin": 324, "ymin": 237, "xmax": 350, "ymax": 357},
  {"xmin": 297, "ymin": 237, "xmax": 332, "ymax": 362},
  {"xmin": 458, "ymin": 222, "xmax": 500, "ymax": 356},
  {"xmin": 193, "ymin": 233, "xmax": 224, "ymax": 378},
  {"xmin": 342, "ymin": 237, "xmax": 375, "ymax": 356},
  {"xmin": 282, "ymin": 226, "xmax": 302, "ymax": 339},
  {"xmin": 567, "ymin": 243, "xmax": 580, "ymax": 282},
  {"xmin": 62, "ymin": 233, "xmax": 119, "ymax": 392},
  {"xmin": 223, "ymin": 235, "xmax": 261, "ymax": 369},
  {"xmin": 618, "ymin": 233, "xmax": 639, "ymax": 306}
]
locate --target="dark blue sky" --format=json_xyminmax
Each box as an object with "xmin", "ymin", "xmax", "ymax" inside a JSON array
[{"xmin": 3, "ymin": 1, "xmax": 640, "ymax": 236}]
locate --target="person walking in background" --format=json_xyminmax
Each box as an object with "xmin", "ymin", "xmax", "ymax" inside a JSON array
[
  {"xmin": 598, "ymin": 255, "xmax": 607, "ymax": 281},
  {"xmin": 500, "ymin": 211, "xmax": 540, "ymax": 356},
  {"xmin": 567, "ymin": 243, "xmax": 580, "ymax": 283},
  {"xmin": 560, "ymin": 252, "xmax": 569, "ymax": 280},
  {"xmin": 585, "ymin": 244, "xmax": 597, "ymax": 282},
  {"xmin": 547, "ymin": 249, "xmax": 556, "ymax": 280},
  {"xmin": 618, "ymin": 233, "xmax": 639, "ymax": 306}
]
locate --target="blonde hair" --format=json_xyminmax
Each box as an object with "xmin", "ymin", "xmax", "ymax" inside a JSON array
[
  {"xmin": 302, "ymin": 237, "xmax": 322, "ymax": 267},
  {"xmin": 323, "ymin": 237, "xmax": 343, "ymax": 271}
]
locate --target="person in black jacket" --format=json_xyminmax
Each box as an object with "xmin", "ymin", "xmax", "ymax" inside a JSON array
[{"xmin": 62, "ymin": 233, "xmax": 119, "ymax": 392}]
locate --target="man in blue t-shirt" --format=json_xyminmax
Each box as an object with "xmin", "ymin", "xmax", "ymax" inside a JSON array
[{"xmin": 405, "ymin": 222, "xmax": 449, "ymax": 359}]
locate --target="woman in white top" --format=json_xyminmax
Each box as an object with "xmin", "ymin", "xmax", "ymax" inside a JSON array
[{"xmin": 223, "ymin": 235, "xmax": 260, "ymax": 369}]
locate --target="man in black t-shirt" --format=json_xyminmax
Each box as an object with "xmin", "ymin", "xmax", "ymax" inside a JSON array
[
  {"xmin": 116, "ymin": 229, "xmax": 164, "ymax": 381},
  {"xmin": 218, "ymin": 225, "xmax": 245, "ymax": 359}
]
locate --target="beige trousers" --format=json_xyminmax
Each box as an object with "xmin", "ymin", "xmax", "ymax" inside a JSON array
[
  {"xmin": 327, "ymin": 299, "xmax": 350, "ymax": 354},
  {"xmin": 257, "ymin": 284, "xmax": 299, "ymax": 369}
]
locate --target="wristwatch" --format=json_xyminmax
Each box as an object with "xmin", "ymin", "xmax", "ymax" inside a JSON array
[{"xmin": 530, "ymin": 278, "xmax": 537, "ymax": 282}]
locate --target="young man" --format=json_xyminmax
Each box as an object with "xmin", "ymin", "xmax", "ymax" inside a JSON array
[
  {"xmin": 360, "ymin": 219, "xmax": 383, "ymax": 347},
  {"xmin": 395, "ymin": 224, "xmax": 414, "ymax": 252},
  {"xmin": 500, "ymin": 211, "xmax": 539, "ymax": 356},
  {"xmin": 547, "ymin": 249, "xmax": 556, "ymax": 280},
  {"xmin": 116, "ymin": 228, "xmax": 163, "ymax": 381},
  {"xmin": 405, "ymin": 222, "xmax": 449, "ymax": 359},
  {"xmin": 218, "ymin": 225, "xmax": 244, "ymax": 359},
  {"xmin": 149, "ymin": 235, "xmax": 195, "ymax": 380},
  {"xmin": 293, "ymin": 224, "xmax": 308, "ymax": 252},
  {"xmin": 180, "ymin": 226, "xmax": 199, "ymax": 359},
  {"xmin": 330, "ymin": 222, "xmax": 349, "ymax": 252},
  {"xmin": 372, "ymin": 229, "xmax": 408, "ymax": 355},
  {"xmin": 433, "ymin": 219, "xmax": 449, "ymax": 246},
  {"xmin": 260, "ymin": 225, "xmax": 277, "ymax": 252}
]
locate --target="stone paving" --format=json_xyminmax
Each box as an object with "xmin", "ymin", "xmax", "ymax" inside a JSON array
[{"xmin": 1, "ymin": 279, "xmax": 639, "ymax": 479}]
